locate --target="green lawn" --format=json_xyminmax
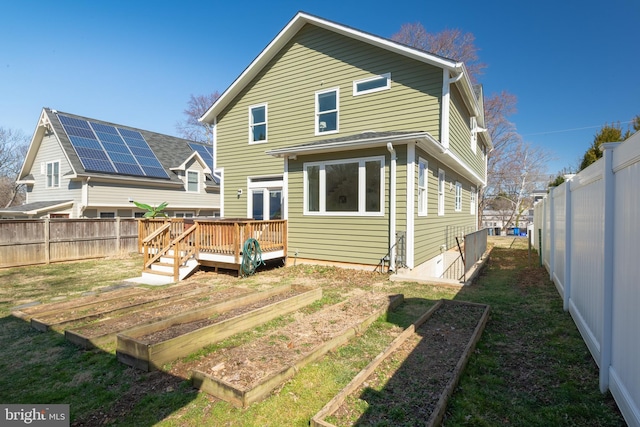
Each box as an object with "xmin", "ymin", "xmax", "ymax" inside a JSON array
[{"xmin": 0, "ymin": 238, "xmax": 625, "ymax": 426}]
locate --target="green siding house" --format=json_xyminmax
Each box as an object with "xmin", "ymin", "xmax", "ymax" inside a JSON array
[{"xmin": 200, "ymin": 12, "xmax": 491, "ymax": 273}]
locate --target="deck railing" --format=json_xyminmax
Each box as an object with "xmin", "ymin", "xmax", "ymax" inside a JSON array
[{"xmin": 138, "ymin": 219, "xmax": 287, "ymax": 274}]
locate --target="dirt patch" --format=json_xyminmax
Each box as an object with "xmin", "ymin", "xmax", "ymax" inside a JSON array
[
  {"xmin": 69, "ymin": 287, "xmax": 251, "ymax": 340},
  {"xmin": 326, "ymin": 301, "xmax": 487, "ymax": 426},
  {"xmin": 137, "ymin": 288, "xmax": 305, "ymax": 344},
  {"xmin": 170, "ymin": 290, "xmax": 395, "ymax": 385}
]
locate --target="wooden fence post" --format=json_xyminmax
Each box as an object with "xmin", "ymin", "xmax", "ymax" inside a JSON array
[
  {"xmin": 116, "ymin": 217, "xmax": 121, "ymax": 253},
  {"xmin": 44, "ymin": 218, "xmax": 50, "ymax": 264}
]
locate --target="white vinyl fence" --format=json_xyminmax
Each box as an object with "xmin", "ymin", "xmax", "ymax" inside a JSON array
[{"xmin": 534, "ymin": 132, "xmax": 640, "ymax": 427}]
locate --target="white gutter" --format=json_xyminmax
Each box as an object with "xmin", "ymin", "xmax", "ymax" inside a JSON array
[{"xmin": 387, "ymin": 142, "xmax": 396, "ymax": 272}]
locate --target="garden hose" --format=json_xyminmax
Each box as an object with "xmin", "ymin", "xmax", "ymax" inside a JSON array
[{"xmin": 241, "ymin": 238, "xmax": 263, "ymax": 276}]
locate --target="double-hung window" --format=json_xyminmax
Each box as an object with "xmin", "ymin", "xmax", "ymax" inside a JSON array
[
  {"xmin": 249, "ymin": 104, "xmax": 267, "ymax": 143},
  {"xmin": 46, "ymin": 161, "xmax": 60, "ymax": 188},
  {"xmin": 186, "ymin": 170, "xmax": 199, "ymax": 192},
  {"xmin": 455, "ymin": 181, "xmax": 462, "ymax": 212},
  {"xmin": 470, "ymin": 186, "xmax": 477, "ymax": 215},
  {"xmin": 305, "ymin": 156, "xmax": 383, "ymax": 215},
  {"xmin": 470, "ymin": 116, "xmax": 477, "ymax": 153},
  {"xmin": 418, "ymin": 158, "xmax": 428, "ymax": 216},
  {"xmin": 315, "ymin": 88, "xmax": 339, "ymax": 135},
  {"xmin": 438, "ymin": 169, "xmax": 445, "ymax": 216}
]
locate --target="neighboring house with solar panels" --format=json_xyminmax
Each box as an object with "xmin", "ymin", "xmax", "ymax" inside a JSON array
[
  {"xmin": 199, "ymin": 12, "xmax": 491, "ymax": 274},
  {"xmin": 1, "ymin": 108, "xmax": 220, "ymax": 219}
]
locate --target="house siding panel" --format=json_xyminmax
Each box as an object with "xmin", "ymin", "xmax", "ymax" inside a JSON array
[
  {"xmin": 217, "ymin": 24, "xmax": 443, "ymax": 219},
  {"xmin": 26, "ymin": 134, "xmax": 81, "ymax": 206},
  {"xmin": 413, "ymin": 147, "xmax": 477, "ymax": 265},
  {"xmin": 287, "ymin": 147, "xmax": 397, "ymax": 266},
  {"xmin": 449, "ymin": 85, "xmax": 486, "ymax": 178}
]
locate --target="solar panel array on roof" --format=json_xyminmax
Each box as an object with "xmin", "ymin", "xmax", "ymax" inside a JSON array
[
  {"xmin": 188, "ymin": 143, "xmax": 214, "ymax": 169},
  {"xmin": 57, "ymin": 114, "xmax": 169, "ymax": 179}
]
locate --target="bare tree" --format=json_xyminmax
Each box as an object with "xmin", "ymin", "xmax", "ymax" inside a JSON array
[
  {"xmin": 392, "ymin": 22, "xmax": 486, "ymax": 83},
  {"xmin": 489, "ymin": 141, "xmax": 551, "ymax": 231},
  {"xmin": 0, "ymin": 127, "xmax": 29, "ymax": 208},
  {"xmin": 392, "ymin": 23, "xmax": 550, "ymax": 229},
  {"xmin": 175, "ymin": 92, "xmax": 220, "ymax": 144}
]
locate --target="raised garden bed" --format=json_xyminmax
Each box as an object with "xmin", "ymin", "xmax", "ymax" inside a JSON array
[
  {"xmin": 311, "ymin": 299, "xmax": 490, "ymax": 427},
  {"xmin": 11, "ymin": 286, "xmax": 148, "ymax": 321},
  {"xmin": 65, "ymin": 287, "xmax": 252, "ymax": 350},
  {"xmin": 28, "ymin": 283, "xmax": 214, "ymax": 332},
  {"xmin": 117, "ymin": 284, "xmax": 322, "ymax": 371},
  {"xmin": 190, "ymin": 292, "xmax": 404, "ymax": 408}
]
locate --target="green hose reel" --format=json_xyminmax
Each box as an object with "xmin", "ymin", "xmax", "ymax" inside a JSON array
[{"xmin": 241, "ymin": 238, "xmax": 263, "ymax": 276}]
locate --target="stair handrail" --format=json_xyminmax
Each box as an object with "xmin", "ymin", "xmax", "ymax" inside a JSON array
[
  {"xmin": 375, "ymin": 233, "xmax": 405, "ymax": 273},
  {"xmin": 142, "ymin": 223, "xmax": 172, "ymax": 270},
  {"xmin": 170, "ymin": 223, "xmax": 199, "ymax": 281}
]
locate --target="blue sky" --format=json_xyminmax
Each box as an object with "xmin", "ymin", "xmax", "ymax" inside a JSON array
[{"xmin": 1, "ymin": 0, "xmax": 638, "ymax": 175}]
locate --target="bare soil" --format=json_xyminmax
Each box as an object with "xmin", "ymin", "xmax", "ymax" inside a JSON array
[
  {"xmin": 136, "ymin": 288, "xmax": 304, "ymax": 345},
  {"xmin": 327, "ymin": 301, "xmax": 487, "ymax": 426},
  {"xmin": 69, "ymin": 287, "xmax": 251, "ymax": 339},
  {"xmin": 170, "ymin": 290, "xmax": 396, "ymax": 388}
]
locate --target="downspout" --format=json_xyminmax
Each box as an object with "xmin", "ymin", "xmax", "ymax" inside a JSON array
[{"xmin": 387, "ymin": 143, "xmax": 396, "ymax": 272}]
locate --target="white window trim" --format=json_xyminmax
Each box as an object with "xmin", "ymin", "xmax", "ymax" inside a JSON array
[
  {"xmin": 470, "ymin": 186, "xmax": 477, "ymax": 215},
  {"xmin": 418, "ymin": 157, "xmax": 428, "ymax": 217},
  {"xmin": 304, "ymin": 155, "xmax": 385, "ymax": 216},
  {"xmin": 438, "ymin": 169, "xmax": 445, "ymax": 216},
  {"xmin": 353, "ymin": 73, "xmax": 391, "ymax": 96},
  {"xmin": 248, "ymin": 103, "xmax": 268, "ymax": 144},
  {"xmin": 315, "ymin": 87, "xmax": 339, "ymax": 136},
  {"xmin": 46, "ymin": 160, "xmax": 60, "ymax": 188},
  {"xmin": 455, "ymin": 181, "xmax": 462, "ymax": 212},
  {"xmin": 175, "ymin": 212, "xmax": 194, "ymax": 218},
  {"xmin": 186, "ymin": 170, "xmax": 200, "ymax": 193},
  {"xmin": 246, "ymin": 176, "xmax": 283, "ymax": 220}
]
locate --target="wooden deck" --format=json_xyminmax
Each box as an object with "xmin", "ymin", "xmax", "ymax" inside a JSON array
[{"xmin": 138, "ymin": 218, "xmax": 287, "ymax": 279}]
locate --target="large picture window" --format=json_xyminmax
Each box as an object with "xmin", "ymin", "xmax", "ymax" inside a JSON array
[
  {"xmin": 305, "ymin": 156, "xmax": 384, "ymax": 215},
  {"xmin": 418, "ymin": 158, "xmax": 428, "ymax": 216},
  {"xmin": 249, "ymin": 104, "xmax": 267, "ymax": 143},
  {"xmin": 315, "ymin": 88, "xmax": 339, "ymax": 135}
]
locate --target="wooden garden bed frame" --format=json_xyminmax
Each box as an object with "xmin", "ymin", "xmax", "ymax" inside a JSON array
[
  {"xmin": 116, "ymin": 285, "xmax": 321, "ymax": 371},
  {"xmin": 191, "ymin": 294, "xmax": 405, "ymax": 408},
  {"xmin": 310, "ymin": 299, "xmax": 490, "ymax": 427}
]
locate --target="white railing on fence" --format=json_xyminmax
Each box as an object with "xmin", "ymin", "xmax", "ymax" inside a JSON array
[{"xmin": 534, "ymin": 132, "xmax": 640, "ymax": 427}]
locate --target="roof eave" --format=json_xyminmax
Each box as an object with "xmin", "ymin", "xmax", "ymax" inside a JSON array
[{"xmin": 266, "ymin": 132, "xmax": 441, "ymax": 157}]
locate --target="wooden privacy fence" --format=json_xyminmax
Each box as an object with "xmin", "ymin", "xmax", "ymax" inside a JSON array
[
  {"xmin": 534, "ymin": 133, "xmax": 640, "ymax": 427},
  {"xmin": 0, "ymin": 218, "xmax": 139, "ymax": 268}
]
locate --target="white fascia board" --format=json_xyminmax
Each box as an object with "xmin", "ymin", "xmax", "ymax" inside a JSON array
[
  {"xmin": 26, "ymin": 201, "xmax": 74, "ymax": 215},
  {"xmin": 75, "ymin": 173, "xmax": 184, "ymax": 188},
  {"xmin": 169, "ymin": 151, "xmax": 212, "ymax": 174},
  {"xmin": 266, "ymin": 132, "xmax": 439, "ymax": 157},
  {"xmin": 200, "ymin": 12, "xmax": 463, "ymax": 124}
]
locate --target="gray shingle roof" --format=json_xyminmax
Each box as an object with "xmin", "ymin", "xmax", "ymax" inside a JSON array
[
  {"xmin": 0, "ymin": 200, "xmax": 73, "ymax": 214},
  {"xmin": 45, "ymin": 108, "xmax": 218, "ymax": 185}
]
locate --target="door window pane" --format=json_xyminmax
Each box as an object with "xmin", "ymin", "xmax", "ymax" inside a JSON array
[
  {"xmin": 252, "ymin": 190, "xmax": 264, "ymax": 220},
  {"xmin": 269, "ymin": 190, "xmax": 282, "ymax": 219}
]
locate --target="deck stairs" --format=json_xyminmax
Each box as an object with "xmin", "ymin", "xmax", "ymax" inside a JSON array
[{"xmin": 142, "ymin": 250, "xmax": 199, "ymax": 285}]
